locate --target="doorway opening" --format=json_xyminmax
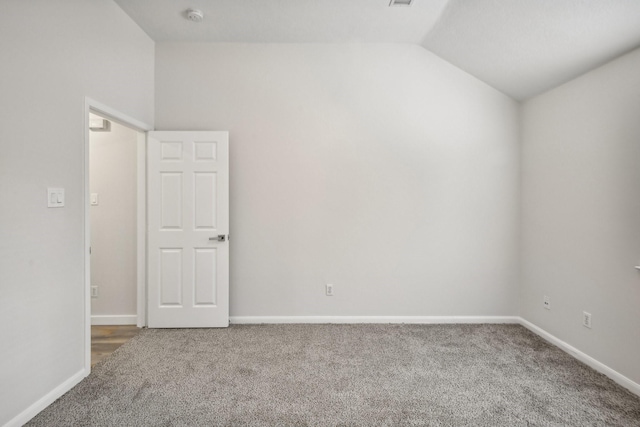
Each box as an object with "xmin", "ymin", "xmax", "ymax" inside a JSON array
[
  {"xmin": 84, "ymin": 98, "xmax": 152, "ymax": 372},
  {"xmin": 89, "ymin": 112, "xmax": 141, "ymax": 366}
]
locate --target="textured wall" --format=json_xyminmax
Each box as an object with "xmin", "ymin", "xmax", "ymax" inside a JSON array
[
  {"xmin": 521, "ymin": 47, "xmax": 640, "ymax": 384},
  {"xmin": 155, "ymin": 43, "xmax": 520, "ymax": 318},
  {"xmin": 0, "ymin": 1, "xmax": 154, "ymax": 424}
]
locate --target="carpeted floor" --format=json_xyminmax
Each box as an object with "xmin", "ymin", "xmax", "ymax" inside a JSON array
[{"xmin": 28, "ymin": 324, "xmax": 640, "ymax": 426}]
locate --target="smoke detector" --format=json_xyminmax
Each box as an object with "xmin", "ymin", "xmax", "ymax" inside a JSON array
[{"xmin": 186, "ymin": 9, "xmax": 204, "ymax": 23}]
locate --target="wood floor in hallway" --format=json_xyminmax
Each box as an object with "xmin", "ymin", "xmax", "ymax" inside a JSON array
[{"xmin": 91, "ymin": 325, "xmax": 140, "ymax": 367}]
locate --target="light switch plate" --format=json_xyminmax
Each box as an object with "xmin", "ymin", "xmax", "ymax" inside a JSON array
[
  {"xmin": 90, "ymin": 193, "xmax": 99, "ymax": 206},
  {"xmin": 47, "ymin": 188, "xmax": 65, "ymax": 208}
]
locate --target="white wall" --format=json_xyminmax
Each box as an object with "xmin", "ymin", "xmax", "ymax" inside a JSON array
[
  {"xmin": 90, "ymin": 119, "xmax": 138, "ymax": 319},
  {"xmin": 521, "ymin": 47, "xmax": 640, "ymax": 384},
  {"xmin": 0, "ymin": 1, "xmax": 154, "ymax": 424},
  {"xmin": 155, "ymin": 43, "xmax": 520, "ymax": 318}
]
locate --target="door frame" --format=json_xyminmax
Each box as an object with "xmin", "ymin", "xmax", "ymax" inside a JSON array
[{"xmin": 83, "ymin": 98, "xmax": 152, "ymax": 373}]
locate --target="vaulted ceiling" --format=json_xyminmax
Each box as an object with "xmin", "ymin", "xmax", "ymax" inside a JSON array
[{"xmin": 114, "ymin": 0, "xmax": 640, "ymax": 100}]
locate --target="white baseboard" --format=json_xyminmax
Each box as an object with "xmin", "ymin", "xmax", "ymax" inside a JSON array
[
  {"xmin": 4, "ymin": 368, "xmax": 87, "ymax": 427},
  {"xmin": 230, "ymin": 315, "xmax": 520, "ymax": 324},
  {"xmin": 519, "ymin": 318, "xmax": 640, "ymax": 397},
  {"xmin": 91, "ymin": 315, "xmax": 137, "ymax": 325}
]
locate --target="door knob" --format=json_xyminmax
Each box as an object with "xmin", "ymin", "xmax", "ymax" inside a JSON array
[{"xmin": 209, "ymin": 235, "xmax": 226, "ymax": 242}]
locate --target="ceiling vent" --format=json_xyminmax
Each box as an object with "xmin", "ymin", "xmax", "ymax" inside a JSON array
[
  {"xmin": 186, "ymin": 9, "xmax": 204, "ymax": 23},
  {"xmin": 389, "ymin": 0, "xmax": 413, "ymax": 6}
]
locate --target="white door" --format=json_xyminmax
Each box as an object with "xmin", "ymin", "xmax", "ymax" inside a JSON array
[{"xmin": 147, "ymin": 131, "xmax": 229, "ymax": 328}]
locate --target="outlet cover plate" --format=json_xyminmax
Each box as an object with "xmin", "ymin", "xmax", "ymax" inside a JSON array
[{"xmin": 326, "ymin": 284, "xmax": 334, "ymax": 296}]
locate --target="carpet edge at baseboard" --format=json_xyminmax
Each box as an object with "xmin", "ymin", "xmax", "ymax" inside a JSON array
[
  {"xmin": 519, "ymin": 318, "xmax": 640, "ymax": 398},
  {"xmin": 4, "ymin": 368, "xmax": 87, "ymax": 427},
  {"xmin": 229, "ymin": 315, "xmax": 521, "ymax": 324}
]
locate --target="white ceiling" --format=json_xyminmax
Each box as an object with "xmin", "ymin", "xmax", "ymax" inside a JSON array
[
  {"xmin": 422, "ymin": 0, "xmax": 640, "ymax": 100},
  {"xmin": 114, "ymin": 0, "xmax": 640, "ymax": 100},
  {"xmin": 113, "ymin": 0, "xmax": 450, "ymax": 43}
]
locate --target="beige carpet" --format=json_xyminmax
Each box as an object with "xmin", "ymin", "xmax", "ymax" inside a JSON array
[{"xmin": 28, "ymin": 324, "xmax": 640, "ymax": 426}]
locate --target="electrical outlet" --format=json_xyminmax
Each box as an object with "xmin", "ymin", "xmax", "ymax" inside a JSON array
[
  {"xmin": 91, "ymin": 286, "xmax": 99, "ymax": 298},
  {"xmin": 583, "ymin": 311, "xmax": 592, "ymax": 329},
  {"xmin": 326, "ymin": 284, "xmax": 334, "ymax": 296},
  {"xmin": 543, "ymin": 295, "xmax": 551, "ymax": 310}
]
